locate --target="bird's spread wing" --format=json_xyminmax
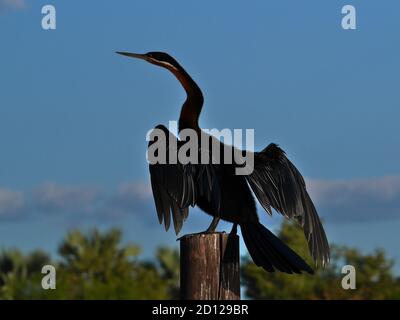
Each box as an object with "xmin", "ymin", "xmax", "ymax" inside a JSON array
[
  {"xmin": 245, "ymin": 143, "xmax": 330, "ymax": 266},
  {"xmin": 148, "ymin": 125, "xmax": 220, "ymax": 235}
]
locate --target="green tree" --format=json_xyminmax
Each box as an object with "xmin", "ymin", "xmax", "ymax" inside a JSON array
[
  {"xmin": 1, "ymin": 225, "xmax": 398, "ymax": 300},
  {"xmin": 0, "ymin": 249, "xmax": 51, "ymax": 299},
  {"xmin": 156, "ymin": 247, "xmax": 180, "ymax": 299},
  {"xmin": 0, "ymin": 228, "xmax": 180, "ymax": 300},
  {"xmin": 241, "ymin": 221, "xmax": 400, "ymax": 299},
  {"xmin": 54, "ymin": 228, "xmax": 170, "ymax": 299}
]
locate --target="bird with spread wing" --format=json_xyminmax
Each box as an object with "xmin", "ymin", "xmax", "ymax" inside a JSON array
[{"xmin": 117, "ymin": 51, "xmax": 330, "ymax": 274}]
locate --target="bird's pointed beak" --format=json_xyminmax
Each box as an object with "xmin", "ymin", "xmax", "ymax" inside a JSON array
[{"xmin": 116, "ymin": 51, "xmax": 147, "ymax": 60}]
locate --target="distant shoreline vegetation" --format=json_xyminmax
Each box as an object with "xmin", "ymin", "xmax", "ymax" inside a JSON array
[{"xmin": 0, "ymin": 222, "xmax": 399, "ymax": 299}]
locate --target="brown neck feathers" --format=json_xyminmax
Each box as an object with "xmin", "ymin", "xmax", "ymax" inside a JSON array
[{"xmin": 167, "ymin": 65, "xmax": 203, "ymax": 131}]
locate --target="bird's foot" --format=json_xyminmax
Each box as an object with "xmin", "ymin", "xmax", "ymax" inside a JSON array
[
  {"xmin": 230, "ymin": 223, "xmax": 238, "ymax": 236},
  {"xmin": 176, "ymin": 230, "xmax": 225, "ymax": 241},
  {"xmin": 176, "ymin": 217, "xmax": 222, "ymax": 241},
  {"xmin": 205, "ymin": 216, "xmax": 221, "ymax": 233}
]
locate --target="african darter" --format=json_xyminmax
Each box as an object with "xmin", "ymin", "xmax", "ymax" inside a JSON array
[{"xmin": 117, "ymin": 51, "xmax": 330, "ymax": 274}]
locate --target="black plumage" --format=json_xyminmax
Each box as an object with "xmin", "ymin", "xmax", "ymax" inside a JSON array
[{"xmin": 117, "ymin": 51, "xmax": 330, "ymax": 274}]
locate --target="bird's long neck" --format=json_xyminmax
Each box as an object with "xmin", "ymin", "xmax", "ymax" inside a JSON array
[{"xmin": 169, "ymin": 66, "xmax": 203, "ymax": 131}]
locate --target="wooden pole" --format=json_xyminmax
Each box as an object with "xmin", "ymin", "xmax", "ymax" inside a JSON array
[{"xmin": 179, "ymin": 232, "xmax": 240, "ymax": 300}]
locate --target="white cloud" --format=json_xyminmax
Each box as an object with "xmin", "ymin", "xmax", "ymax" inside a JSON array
[
  {"xmin": 0, "ymin": 0, "xmax": 26, "ymax": 12},
  {"xmin": 307, "ymin": 176, "xmax": 400, "ymax": 223},
  {"xmin": 0, "ymin": 187, "xmax": 25, "ymax": 216},
  {"xmin": 28, "ymin": 182, "xmax": 154, "ymax": 222},
  {"xmin": 1, "ymin": 177, "xmax": 400, "ymax": 225},
  {"xmin": 32, "ymin": 182, "xmax": 101, "ymax": 213},
  {"xmin": 116, "ymin": 182, "xmax": 152, "ymax": 200},
  {"xmin": 99, "ymin": 182, "xmax": 154, "ymax": 221}
]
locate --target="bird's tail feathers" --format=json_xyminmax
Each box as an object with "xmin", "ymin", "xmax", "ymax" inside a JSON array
[{"xmin": 241, "ymin": 221, "xmax": 314, "ymax": 274}]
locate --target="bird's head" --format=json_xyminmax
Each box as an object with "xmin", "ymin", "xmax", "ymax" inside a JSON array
[{"xmin": 116, "ymin": 51, "xmax": 180, "ymax": 72}]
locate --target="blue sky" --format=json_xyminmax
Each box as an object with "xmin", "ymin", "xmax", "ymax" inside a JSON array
[{"xmin": 0, "ymin": 0, "xmax": 399, "ymax": 271}]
